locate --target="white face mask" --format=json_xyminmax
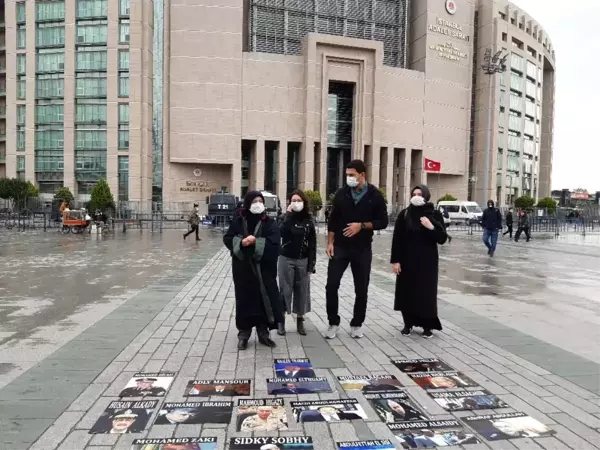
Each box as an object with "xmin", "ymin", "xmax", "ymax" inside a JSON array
[
  {"xmin": 291, "ymin": 201, "xmax": 304, "ymax": 212},
  {"xmin": 250, "ymin": 202, "xmax": 265, "ymax": 215},
  {"xmin": 346, "ymin": 176, "xmax": 359, "ymax": 188},
  {"xmin": 410, "ymin": 195, "xmax": 426, "ymax": 207}
]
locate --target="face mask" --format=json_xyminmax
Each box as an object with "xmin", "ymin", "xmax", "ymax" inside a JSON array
[
  {"xmin": 291, "ymin": 201, "xmax": 304, "ymax": 212},
  {"xmin": 250, "ymin": 202, "xmax": 265, "ymax": 215},
  {"xmin": 410, "ymin": 195, "xmax": 426, "ymax": 207},
  {"xmin": 488, "ymin": 204, "xmax": 494, "ymax": 208},
  {"xmin": 346, "ymin": 176, "xmax": 359, "ymax": 188}
]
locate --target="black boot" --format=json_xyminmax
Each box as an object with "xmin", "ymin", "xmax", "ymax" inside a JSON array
[
  {"xmin": 257, "ymin": 327, "xmax": 276, "ymax": 347},
  {"xmin": 297, "ymin": 317, "xmax": 306, "ymax": 335},
  {"xmin": 277, "ymin": 322, "xmax": 286, "ymax": 336},
  {"xmin": 237, "ymin": 338, "xmax": 248, "ymax": 350}
]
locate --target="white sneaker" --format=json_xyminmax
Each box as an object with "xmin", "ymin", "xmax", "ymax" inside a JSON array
[
  {"xmin": 351, "ymin": 326, "xmax": 364, "ymax": 338},
  {"xmin": 325, "ymin": 325, "xmax": 339, "ymax": 339}
]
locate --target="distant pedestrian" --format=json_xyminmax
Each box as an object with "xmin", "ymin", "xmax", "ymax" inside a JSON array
[
  {"xmin": 438, "ymin": 205, "xmax": 452, "ymax": 243},
  {"xmin": 391, "ymin": 185, "xmax": 447, "ymax": 339},
  {"xmin": 278, "ymin": 189, "xmax": 317, "ymax": 336},
  {"xmin": 183, "ymin": 203, "xmax": 201, "ymax": 241},
  {"xmin": 480, "ymin": 200, "xmax": 503, "ymax": 257},
  {"xmin": 325, "ymin": 159, "xmax": 388, "ymax": 339},
  {"xmin": 503, "ymin": 207, "xmax": 514, "ymax": 238},
  {"xmin": 514, "ymin": 209, "xmax": 531, "ymax": 242},
  {"xmin": 324, "ymin": 207, "xmax": 330, "ymax": 224}
]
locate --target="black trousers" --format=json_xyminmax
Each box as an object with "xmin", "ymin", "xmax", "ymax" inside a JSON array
[
  {"xmin": 326, "ymin": 246, "xmax": 372, "ymax": 327},
  {"xmin": 503, "ymin": 224, "xmax": 513, "ymax": 238},
  {"xmin": 238, "ymin": 325, "xmax": 269, "ymax": 339},
  {"xmin": 515, "ymin": 226, "xmax": 530, "ymax": 241},
  {"xmin": 184, "ymin": 225, "xmax": 199, "ymax": 240}
]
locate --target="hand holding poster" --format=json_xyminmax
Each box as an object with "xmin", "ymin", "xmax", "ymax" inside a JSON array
[
  {"xmin": 391, "ymin": 359, "xmax": 453, "ymax": 373},
  {"xmin": 90, "ymin": 400, "xmax": 158, "ymax": 434},
  {"xmin": 130, "ymin": 437, "xmax": 218, "ymax": 450},
  {"xmin": 337, "ymin": 440, "xmax": 396, "ymax": 450},
  {"xmin": 464, "ymin": 412, "xmax": 556, "ymax": 440},
  {"xmin": 119, "ymin": 372, "xmax": 175, "ymax": 398},
  {"xmin": 236, "ymin": 398, "xmax": 288, "ymax": 432},
  {"xmin": 291, "ymin": 399, "xmax": 367, "ymax": 423},
  {"xmin": 154, "ymin": 402, "xmax": 233, "ymax": 425},
  {"xmin": 274, "ymin": 359, "xmax": 316, "ymax": 378},
  {"xmin": 429, "ymin": 390, "xmax": 509, "ymax": 411},
  {"xmin": 388, "ymin": 420, "xmax": 480, "ymax": 447},
  {"xmin": 184, "ymin": 379, "xmax": 251, "ymax": 397},
  {"xmin": 363, "ymin": 392, "xmax": 428, "ymax": 423},
  {"xmin": 408, "ymin": 371, "xmax": 478, "ymax": 390},
  {"xmin": 337, "ymin": 375, "xmax": 403, "ymax": 393},
  {"xmin": 229, "ymin": 437, "xmax": 313, "ymax": 450}
]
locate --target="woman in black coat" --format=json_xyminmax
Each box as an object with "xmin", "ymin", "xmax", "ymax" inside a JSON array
[
  {"xmin": 223, "ymin": 191, "xmax": 284, "ymax": 350},
  {"xmin": 391, "ymin": 185, "xmax": 447, "ymax": 338}
]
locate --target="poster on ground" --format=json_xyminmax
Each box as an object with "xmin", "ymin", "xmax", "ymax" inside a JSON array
[
  {"xmin": 337, "ymin": 375, "xmax": 403, "ymax": 393},
  {"xmin": 274, "ymin": 359, "xmax": 316, "ymax": 378},
  {"xmin": 408, "ymin": 371, "xmax": 478, "ymax": 390},
  {"xmin": 391, "ymin": 359, "xmax": 453, "ymax": 373},
  {"xmin": 464, "ymin": 412, "xmax": 556, "ymax": 440},
  {"xmin": 236, "ymin": 398, "xmax": 288, "ymax": 432},
  {"xmin": 130, "ymin": 437, "xmax": 218, "ymax": 450},
  {"xmin": 119, "ymin": 372, "xmax": 175, "ymax": 398},
  {"xmin": 337, "ymin": 440, "xmax": 396, "ymax": 450},
  {"xmin": 90, "ymin": 400, "xmax": 158, "ymax": 434},
  {"xmin": 267, "ymin": 377, "xmax": 332, "ymax": 394},
  {"xmin": 229, "ymin": 437, "xmax": 313, "ymax": 450},
  {"xmin": 291, "ymin": 399, "xmax": 367, "ymax": 423},
  {"xmin": 389, "ymin": 420, "xmax": 481, "ymax": 447},
  {"xmin": 429, "ymin": 390, "xmax": 509, "ymax": 411},
  {"xmin": 184, "ymin": 379, "xmax": 251, "ymax": 397},
  {"xmin": 364, "ymin": 392, "xmax": 428, "ymax": 423},
  {"xmin": 154, "ymin": 402, "xmax": 233, "ymax": 425}
]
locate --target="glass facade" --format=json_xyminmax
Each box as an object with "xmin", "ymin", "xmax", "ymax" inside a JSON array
[
  {"xmin": 36, "ymin": 103, "xmax": 64, "ymax": 124},
  {"xmin": 16, "ymin": 2, "xmax": 26, "ymax": 23},
  {"xmin": 76, "ymin": 21, "xmax": 108, "ymax": 45},
  {"xmin": 17, "ymin": 25, "xmax": 26, "ymax": 49},
  {"xmin": 120, "ymin": 20, "xmax": 130, "ymax": 43},
  {"xmin": 327, "ymin": 82, "xmax": 354, "ymax": 196},
  {"xmin": 76, "ymin": 48, "xmax": 107, "ymax": 71},
  {"xmin": 76, "ymin": 73, "xmax": 107, "ymax": 97},
  {"xmin": 77, "ymin": 0, "xmax": 108, "ymax": 19},
  {"xmin": 17, "ymin": 106, "xmax": 26, "ymax": 151},
  {"xmin": 36, "ymin": 23, "xmax": 66, "ymax": 47},
  {"xmin": 119, "ymin": 104, "xmax": 129, "ymax": 150},
  {"xmin": 37, "ymin": 50, "xmax": 65, "ymax": 73},
  {"xmin": 118, "ymin": 155, "xmax": 129, "ymax": 201},
  {"xmin": 152, "ymin": 0, "xmax": 165, "ymax": 203},
  {"xmin": 37, "ymin": 1, "xmax": 66, "ymax": 22}
]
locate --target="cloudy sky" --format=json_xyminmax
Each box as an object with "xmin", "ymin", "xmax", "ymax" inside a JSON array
[{"xmin": 510, "ymin": 0, "xmax": 599, "ymax": 192}]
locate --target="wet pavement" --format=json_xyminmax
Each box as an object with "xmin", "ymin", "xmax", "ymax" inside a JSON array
[{"xmin": 0, "ymin": 229, "xmax": 598, "ymax": 449}]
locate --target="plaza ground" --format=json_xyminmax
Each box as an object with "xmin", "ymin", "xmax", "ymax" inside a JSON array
[{"xmin": 0, "ymin": 229, "xmax": 598, "ymax": 449}]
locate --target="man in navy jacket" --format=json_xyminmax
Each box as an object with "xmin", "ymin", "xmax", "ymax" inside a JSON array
[
  {"xmin": 480, "ymin": 200, "xmax": 503, "ymax": 257},
  {"xmin": 325, "ymin": 159, "xmax": 389, "ymax": 339}
]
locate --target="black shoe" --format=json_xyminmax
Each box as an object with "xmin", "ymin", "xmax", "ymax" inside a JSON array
[
  {"xmin": 401, "ymin": 326, "xmax": 412, "ymax": 336},
  {"xmin": 490, "ymin": 251, "xmax": 494, "ymax": 257},
  {"xmin": 277, "ymin": 323, "xmax": 286, "ymax": 336},
  {"xmin": 487, "ymin": 249, "xmax": 491, "ymax": 255},
  {"xmin": 183, "ymin": 233, "xmax": 187, "ymax": 240},
  {"xmin": 422, "ymin": 329, "xmax": 433, "ymax": 339},
  {"xmin": 196, "ymin": 238, "xmax": 202, "ymax": 241},
  {"xmin": 238, "ymin": 338, "xmax": 248, "ymax": 350},
  {"xmin": 297, "ymin": 317, "xmax": 306, "ymax": 336},
  {"xmin": 258, "ymin": 335, "xmax": 277, "ymax": 347}
]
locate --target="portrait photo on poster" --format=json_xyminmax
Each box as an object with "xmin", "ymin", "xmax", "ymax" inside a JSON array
[
  {"xmin": 89, "ymin": 400, "xmax": 158, "ymax": 434},
  {"xmin": 266, "ymin": 377, "xmax": 332, "ymax": 395},
  {"xmin": 364, "ymin": 392, "xmax": 429, "ymax": 423},
  {"xmin": 130, "ymin": 436, "xmax": 218, "ymax": 450},
  {"xmin": 464, "ymin": 412, "xmax": 556, "ymax": 441},
  {"xmin": 119, "ymin": 372, "xmax": 175, "ymax": 398},
  {"xmin": 184, "ymin": 379, "xmax": 251, "ymax": 397},
  {"xmin": 154, "ymin": 402, "xmax": 233, "ymax": 425},
  {"xmin": 337, "ymin": 375, "xmax": 403, "ymax": 393},
  {"xmin": 391, "ymin": 359, "xmax": 453, "ymax": 373},
  {"xmin": 389, "ymin": 420, "xmax": 481, "ymax": 447},
  {"xmin": 273, "ymin": 358, "xmax": 316, "ymax": 379},
  {"xmin": 291, "ymin": 399, "xmax": 368, "ymax": 423},
  {"xmin": 337, "ymin": 440, "xmax": 396, "ymax": 450},
  {"xmin": 236, "ymin": 398, "xmax": 288, "ymax": 432},
  {"xmin": 229, "ymin": 436, "xmax": 314, "ymax": 450},
  {"xmin": 408, "ymin": 371, "xmax": 479, "ymax": 390},
  {"xmin": 429, "ymin": 390, "xmax": 510, "ymax": 411}
]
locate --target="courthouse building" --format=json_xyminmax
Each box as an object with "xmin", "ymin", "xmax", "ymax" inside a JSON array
[{"xmin": 0, "ymin": 0, "xmax": 555, "ymax": 209}]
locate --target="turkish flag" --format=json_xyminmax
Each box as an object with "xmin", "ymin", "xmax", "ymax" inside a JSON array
[{"xmin": 424, "ymin": 158, "xmax": 441, "ymax": 173}]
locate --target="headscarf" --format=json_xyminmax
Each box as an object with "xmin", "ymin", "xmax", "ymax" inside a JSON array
[
  {"xmin": 242, "ymin": 190, "xmax": 265, "ymax": 232},
  {"xmin": 405, "ymin": 184, "xmax": 435, "ymax": 231}
]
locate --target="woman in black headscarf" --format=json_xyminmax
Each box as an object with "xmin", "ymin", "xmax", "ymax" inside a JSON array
[
  {"xmin": 223, "ymin": 191, "xmax": 284, "ymax": 349},
  {"xmin": 390, "ymin": 185, "xmax": 447, "ymax": 338}
]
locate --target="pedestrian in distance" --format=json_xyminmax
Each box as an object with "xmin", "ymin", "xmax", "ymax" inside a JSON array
[
  {"xmin": 278, "ymin": 189, "xmax": 317, "ymax": 336},
  {"xmin": 503, "ymin": 207, "xmax": 514, "ymax": 239},
  {"xmin": 223, "ymin": 191, "xmax": 284, "ymax": 350},
  {"xmin": 438, "ymin": 205, "xmax": 452, "ymax": 243},
  {"xmin": 325, "ymin": 159, "xmax": 389, "ymax": 339},
  {"xmin": 480, "ymin": 200, "xmax": 503, "ymax": 257},
  {"xmin": 514, "ymin": 208, "xmax": 531, "ymax": 242},
  {"xmin": 183, "ymin": 203, "xmax": 201, "ymax": 241},
  {"xmin": 391, "ymin": 185, "xmax": 447, "ymax": 339}
]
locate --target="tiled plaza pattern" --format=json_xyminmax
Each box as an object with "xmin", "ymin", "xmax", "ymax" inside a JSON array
[{"xmin": 1, "ymin": 235, "xmax": 600, "ymax": 449}]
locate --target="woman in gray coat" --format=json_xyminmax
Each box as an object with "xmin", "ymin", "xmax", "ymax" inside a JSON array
[{"xmin": 277, "ymin": 190, "xmax": 317, "ymax": 336}]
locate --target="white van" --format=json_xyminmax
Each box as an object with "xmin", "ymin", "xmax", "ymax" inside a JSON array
[{"xmin": 437, "ymin": 201, "xmax": 483, "ymax": 225}]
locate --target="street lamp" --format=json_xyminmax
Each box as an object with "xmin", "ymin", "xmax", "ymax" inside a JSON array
[{"xmin": 481, "ymin": 49, "xmax": 508, "ymax": 206}]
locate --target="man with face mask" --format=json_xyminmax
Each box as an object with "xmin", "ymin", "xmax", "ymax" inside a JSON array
[
  {"xmin": 480, "ymin": 200, "xmax": 503, "ymax": 256},
  {"xmin": 325, "ymin": 159, "xmax": 389, "ymax": 339},
  {"xmin": 184, "ymin": 203, "xmax": 201, "ymax": 241}
]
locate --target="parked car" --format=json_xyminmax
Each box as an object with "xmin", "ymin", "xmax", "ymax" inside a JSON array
[{"xmin": 437, "ymin": 201, "xmax": 483, "ymax": 225}]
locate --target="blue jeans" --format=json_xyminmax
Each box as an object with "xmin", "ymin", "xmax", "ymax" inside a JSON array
[{"xmin": 482, "ymin": 229, "xmax": 499, "ymax": 253}]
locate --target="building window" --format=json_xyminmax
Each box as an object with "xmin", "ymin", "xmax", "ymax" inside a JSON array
[
  {"xmin": 75, "ymin": 128, "xmax": 107, "ymax": 150},
  {"xmin": 120, "ymin": 0, "xmax": 131, "ymax": 17},
  {"xmin": 509, "ymin": 92, "xmax": 523, "ymax": 112},
  {"xmin": 75, "ymin": 150, "xmax": 107, "ymax": 188},
  {"xmin": 502, "ymin": 32, "xmax": 507, "ymax": 42},
  {"xmin": 36, "ymin": 23, "xmax": 66, "ymax": 47},
  {"xmin": 76, "ymin": 99, "xmax": 107, "ymax": 124},
  {"xmin": 510, "ymin": 73, "xmax": 524, "ymax": 93},
  {"xmin": 35, "ymin": 150, "xmax": 64, "ymax": 173},
  {"xmin": 287, "ymin": 142, "xmax": 300, "ymax": 195},
  {"xmin": 119, "ymin": 50, "xmax": 129, "ymax": 70},
  {"xmin": 118, "ymin": 155, "xmax": 129, "ymax": 201},
  {"xmin": 36, "ymin": 102, "xmax": 64, "ymax": 124},
  {"xmin": 511, "ymin": 37, "xmax": 523, "ymax": 50},
  {"xmin": 17, "ymin": 156, "xmax": 26, "ymax": 176},
  {"xmin": 76, "ymin": 48, "xmax": 107, "ymax": 71},
  {"xmin": 76, "ymin": 20, "xmax": 108, "ymax": 45},
  {"xmin": 37, "ymin": 50, "xmax": 65, "ymax": 73},
  {"xmin": 76, "ymin": 72, "xmax": 107, "ymax": 97},
  {"xmin": 510, "ymin": 52, "xmax": 524, "ymax": 73},
  {"xmin": 17, "ymin": 25, "xmax": 27, "ymax": 49},
  {"xmin": 118, "ymin": 73, "xmax": 129, "ymax": 97},
  {"xmin": 17, "ymin": 105, "xmax": 26, "ymax": 125},
  {"xmin": 17, "ymin": 76, "xmax": 27, "ymax": 99},
  {"xmin": 17, "ymin": 105, "xmax": 26, "ymax": 151},
  {"xmin": 119, "ymin": 104, "xmax": 129, "ymax": 150},
  {"xmin": 37, "ymin": 74, "xmax": 65, "ymax": 98},
  {"xmin": 119, "ymin": 20, "xmax": 130, "ymax": 44},
  {"xmin": 17, "ymin": 54, "xmax": 27, "ymax": 74},
  {"xmin": 77, "ymin": 0, "xmax": 108, "ymax": 19},
  {"xmin": 37, "ymin": 1, "xmax": 66, "ymax": 22},
  {"xmin": 16, "ymin": 2, "xmax": 27, "ymax": 24},
  {"xmin": 35, "ymin": 126, "xmax": 65, "ymax": 150}
]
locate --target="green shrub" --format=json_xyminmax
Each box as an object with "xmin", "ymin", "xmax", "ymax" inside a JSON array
[{"xmin": 515, "ymin": 195, "xmax": 535, "ymax": 209}]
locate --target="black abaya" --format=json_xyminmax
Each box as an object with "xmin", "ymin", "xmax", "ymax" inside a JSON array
[{"xmin": 391, "ymin": 203, "xmax": 447, "ymax": 330}]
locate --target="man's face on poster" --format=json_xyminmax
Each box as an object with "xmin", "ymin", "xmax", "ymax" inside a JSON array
[
  {"xmin": 163, "ymin": 444, "xmax": 200, "ymax": 450},
  {"xmin": 215, "ymin": 384, "xmax": 226, "ymax": 391},
  {"xmin": 284, "ymin": 365, "xmax": 301, "ymax": 372},
  {"xmin": 137, "ymin": 380, "xmax": 153, "ymax": 390},
  {"xmin": 166, "ymin": 409, "xmax": 192, "ymax": 423},
  {"xmin": 430, "ymin": 376, "xmax": 456, "ymax": 388},
  {"xmin": 257, "ymin": 407, "xmax": 272, "ymax": 420},
  {"xmin": 112, "ymin": 416, "xmax": 135, "ymax": 432}
]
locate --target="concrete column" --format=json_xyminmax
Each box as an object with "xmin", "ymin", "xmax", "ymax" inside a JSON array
[
  {"xmin": 318, "ymin": 142, "xmax": 327, "ymax": 205},
  {"xmin": 252, "ymin": 138, "xmax": 265, "ymax": 191},
  {"xmin": 231, "ymin": 160, "xmax": 241, "ymax": 198},
  {"xmin": 277, "ymin": 140, "xmax": 287, "ymax": 201},
  {"xmin": 106, "ymin": 0, "xmax": 119, "ymax": 198},
  {"xmin": 63, "ymin": 0, "xmax": 75, "ymax": 193},
  {"xmin": 369, "ymin": 145, "xmax": 380, "ymax": 187},
  {"xmin": 24, "ymin": 0, "xmax": 36, "ymax": 182},
  {"xmin": 299, "ymin": 139, "xmax": 313, "ymax": 191}
]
